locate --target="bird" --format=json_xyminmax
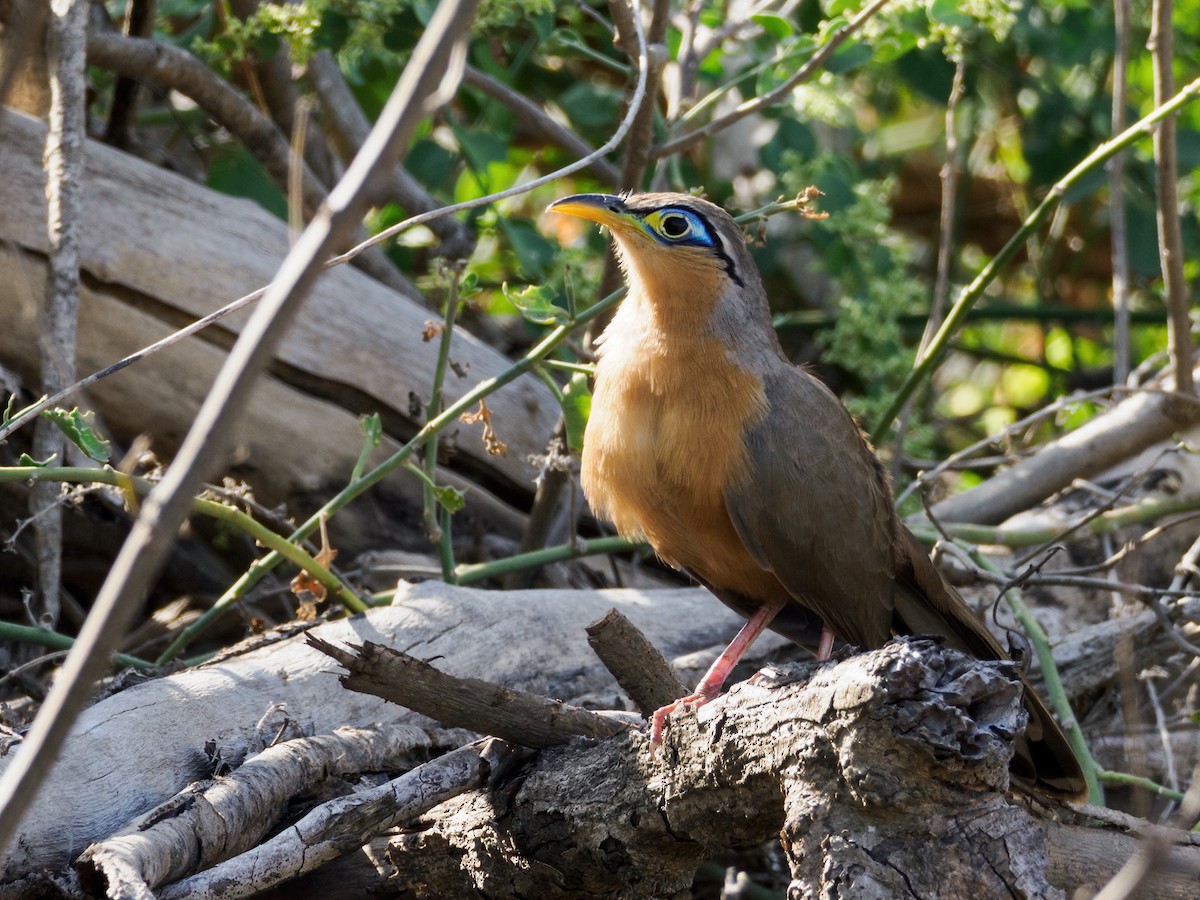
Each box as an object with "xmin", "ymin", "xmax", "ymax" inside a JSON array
[{"xmin": 548, "ymin": 190, "xmax": 1087, "ymax": 800}]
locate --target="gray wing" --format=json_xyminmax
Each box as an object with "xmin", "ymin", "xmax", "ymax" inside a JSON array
[{"xmin": 723, "ymin": 366, "xmax": 898, "ymax": 649}]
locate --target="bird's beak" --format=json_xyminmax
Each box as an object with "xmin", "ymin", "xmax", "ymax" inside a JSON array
[{"xmin": 548, "ymin": 194, "xmax": 635, "ymax": 232}]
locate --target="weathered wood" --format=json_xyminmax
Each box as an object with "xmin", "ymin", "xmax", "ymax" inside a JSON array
[
  {"xmin": 0, "ymin": 582, "xmax": 747, "ymax": 877},
  {"xmin": 310, "ymin": 637, "xmax": 631, "ymax": 747},
  {"xmin": 0, "ymin": 108, "xmax": 558, "ymax": 503},
  {"xmin": 75, "ymin": 724, "xmax": 448, "ymax": 899}
]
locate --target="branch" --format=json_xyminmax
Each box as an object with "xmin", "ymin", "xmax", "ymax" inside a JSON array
[
  {"xmin": 1149, "ymin": 0, "xmax": 1192, "ymax": 395},
  {"xmin": 1110, "ymin": 0, "xmax": 1132, "ymax": 383},
  {"xmin": 462, "ymin": 64, "xmax": 619, "ymax": 185},
  {"xmin": 33, "ymin": 0, "xmax": 87, "ymax": 633},
  {"xmin": 653, "ymin": 0, "xmax": 891, "ymax": 158},
  {"xmin": 307, "ymin": 637, "xmax": 631, "ymax": 748}
]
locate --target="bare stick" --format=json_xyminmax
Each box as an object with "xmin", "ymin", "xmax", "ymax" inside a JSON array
[
  {"xmin": 586, "ymin": 608, "xmax": 688, "ymax": 715},
  {"xmin": 0, "ymin": 0, "xmax": 479, "ymax": 861},
  {"xmin": 891, "ymin": 55, "xmax": 965, "ymax": 481},
  {"xmin": 30, "ymin": 0, "xmax": 87, "ymax": 634},
  {"xmin": 653, "ymin": 0, "xmax": 891, "ymax": 158},
  {"xmin": 1148, "ymin": 0, "xmax": 1192, "ymax": 396},
  {"xmin": 309, "ymin": 636, "xmax": 628, "ymax": 748},
  {"xmin": 1110, "ymin": 0, "xmax": 1132, "ymax": 384}
]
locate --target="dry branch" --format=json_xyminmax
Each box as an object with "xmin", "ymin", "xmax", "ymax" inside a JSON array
[
  {"xmin": 585, "ymin": 606, "xmax": 688, "ymax": 714},
  {"xmin": 75, "ymin": 724, "xmax": 446, "ymax": 898},
  {"xmin": 309, "ymin": 636, "xmax": 630, "ymax": 747},
  {"xmin": 928, "ymin": 383, "xmax": 1200, "ymax": 525},
  {"xmin": 0, "ymin": 583, "xmax": 748, "ymax": 878}
]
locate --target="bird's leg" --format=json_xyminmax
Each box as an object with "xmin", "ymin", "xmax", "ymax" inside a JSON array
[
  {"xmin": 649, "ymin": 597, "xmax": 787, "ymax": 753},
  {"xmin": 816, "ymin": 625, "xmax": 835, "ymax": 661}
]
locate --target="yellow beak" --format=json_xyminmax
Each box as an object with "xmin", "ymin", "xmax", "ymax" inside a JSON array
[{"xmin": 548, "ymin": 194, "xmax": 637, "ymax": 232}]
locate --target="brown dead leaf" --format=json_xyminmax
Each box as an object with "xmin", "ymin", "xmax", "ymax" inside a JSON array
[{"xmin": 460, "ymin": 398, "xmax": 508, "ymax": 456}]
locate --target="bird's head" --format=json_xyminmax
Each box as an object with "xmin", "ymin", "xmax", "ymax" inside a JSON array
[{"xmin": 549, "ymin": 192, "xmax": 762, "ymax": 323}]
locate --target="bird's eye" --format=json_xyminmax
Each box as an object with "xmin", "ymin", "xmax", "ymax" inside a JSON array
[{"xmin": 659, "ymin": 213, "xmax": 691, "ymax": 239}]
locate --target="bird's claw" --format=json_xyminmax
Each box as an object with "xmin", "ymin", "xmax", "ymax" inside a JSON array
[{"xmin": 647, "ymin": 691, "xmax": 716, "ymax": 757}]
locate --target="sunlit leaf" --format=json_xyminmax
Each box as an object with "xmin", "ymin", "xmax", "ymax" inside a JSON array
[
  {"xmin": 433, "ymin": 484, "xmax": 466, "ymax": 513},
  {"xmin": 561, "ymin": 373, "xmax": 592, "ymax": 454},
  {"xmin": 17, "ymin": 452, "xmax": 55, "ymax": 467},
  {"xmin": 503, "ymin": 284, "xmax": 571, "ymax": 325},
  {"xmin": 42, "ymin": 407, "xmax": 111, "ymax": 462}
]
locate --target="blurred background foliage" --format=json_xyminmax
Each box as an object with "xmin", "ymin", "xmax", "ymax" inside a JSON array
[{"xmin": 111, "ymin": 0, "xmax": 1198, "ymax": 494}]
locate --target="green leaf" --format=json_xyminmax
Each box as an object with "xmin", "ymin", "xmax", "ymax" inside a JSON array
[
  {"xmin": 926, "ymin": 0, "xmax": 974, "ymax": 28},
  {"xmin": 206, "ymin": 143, "xmax": 287, "ymax": 220},
  {"xmin": 432, "ymin": 484, "xmax": 466, "ymax": 513},
  {"xmin": 456, "ymin": 127, "xmax": 508, "ymax": 170},
  {"xmin": 42, "ymin": 407, "xmax": 111, "ymax": 462},
  {"xmin": 18, "ymin": 452, "xmax": 55, "ymax": 467},
  {"xmin": 751, "ymin": 14, "xmax": 793, "ymax": 39},
  {"xmin": 503, "ymin": 284, "xmax": 571, "ymax": 325},
  {"xmin": 405, "ymin": 139, "xmax": 457, "ymax": 192},
  {"xmin": 314, "ymin": 8, "xmax": 351, "ymax": 51},
  {"xmin": 459, "ymin": 271, "xmax": 481, "ymax": 298},
  {"xmin": 561, "ymin": 373, "xmax": 592, "ymax": 454},
  {"xmin": 559, "ymin": 82, "xmax": 622, "ymax": 131},
  {"xmin": 498, "ymin": 219, "xmax": 557, "ymax": 278}
]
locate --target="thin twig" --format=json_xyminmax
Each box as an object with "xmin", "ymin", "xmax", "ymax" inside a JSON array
[
  {"xmin": 424, "ymin": 263, "xmax": 465, "ymax": 579},
  {"xmin": 891, "ymin": 55, "xmax": 965, "ymax": 483},
  {"xmin": 32, "ymin": 0, "xmax": 87, "ymax": 634},
  {"xmin": 1148, "ymin": 0, "xmax": 1192, "ymax": 397},
  {"xmin": 653, "ymin": 0, "xmax": 891, "ymax": 158}
]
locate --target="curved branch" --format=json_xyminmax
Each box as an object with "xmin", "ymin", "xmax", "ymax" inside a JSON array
[
  {"xmin": 462, "ymin": 64, "xmax": 620, "ymax": 186},
  {"xmin": 653, "ymin": 0, "xmax": 891, "ymax": 158}
]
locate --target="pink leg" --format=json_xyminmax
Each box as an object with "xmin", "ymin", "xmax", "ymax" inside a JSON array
[
  {"xmin": 649, "ymin": 598, "xmax": 787, "ymax": 753},
  {"xmin": 816, "ymin": 625, "xmax": 835, "ymax": 661}
]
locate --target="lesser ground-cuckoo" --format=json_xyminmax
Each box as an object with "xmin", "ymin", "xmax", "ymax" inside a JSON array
[{"xmin": 550, "ymin": 191, "xmax": 1086, "ymax": 800}]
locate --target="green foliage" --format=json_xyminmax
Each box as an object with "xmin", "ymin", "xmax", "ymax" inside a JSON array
[
  {"xmin": 561, "ymin": 373, "xmax": 592, "ymax": 455},
  {"xmin": 502, "ymin": 283, "xmax": 571, "ymax": 325},
  {"xmin": 42, "ymin": 408, "xmax": 111, "ymax": 463},
  {"xmin": 130, "ymin": 0, "xmax": 1199, "ymax": 468}
]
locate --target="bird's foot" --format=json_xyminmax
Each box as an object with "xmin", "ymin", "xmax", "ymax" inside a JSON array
[{"xmin": 647, "ymin": 687, "xmax": 720, "ymax": 756}]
